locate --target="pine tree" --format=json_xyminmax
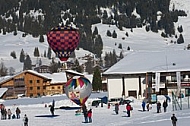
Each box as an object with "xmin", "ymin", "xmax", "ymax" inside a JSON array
[
  {"xmin": 10, "ymin": 51, "xmax": 16, "ymax": 59},
  {"xmin": 125, "ymin": 32, "xmax": 129, "ymax": 37},
  {"xmin": 92, "ymin": 67, "xmax": 102, "ymax": 91},
  {"xmin": 49, "ymin": 59, "xmax": 59, "ymax": 73},
  {"xmin": 44, "ymin": 50, "xmax": 46, "ymax": 57},
  {"xmin": 111, "ymin": 50, "xmax": 117, "ymax": 65},
  {"xmin": 119, "ymin": 51, "xmax": 124, "ymax": 59},
  {"xmin": 127, "ymin": 46, "xmax": 130, "ymax": 50},
  {"xmin": 23, "ymin": 55, "xmax": 32, "ymax": 70},
  {"xmin": 13, "ymin": 30, "xmax": 17, "ymax": 36},
  {"xmin": 0, "ymin": 62, "xmax": 8, "ymax": 76},
  {"xmin": 74, "ymin": 59, "xmax": 83, "ymax": 73},
  {"xmin": 93, "ymin": 35, "xmax": 103, "ymax": 58},
  {"xmin": 118, "ymin": 43, "xmax": 122, "ymax": 49},
  {"xmin": 39, "ymin": 35, "xmax": 44, "ymax": 42},
  {"xmin": 92, "ymin": 26, "xmax": 98, "ymax": 37},
  {"xmin": 106, "ymin": 30, "xmax": 112, "ymax": 37},
  {"xmin": 19, "ymin": 49, "xmax": 25, "ymax": 63},
  {"xmin": 177, "ymin": 34, "xmax": 184, "ymax": 44},
  {"xmin": 34, "ymin": 47, "xmax": 40, "ymax": 57},
  {"xmin": 47, "ymin": 47, "xmax": 52, "ymax": 59},
  {"xmin": 104, "ymin": 52, "xmax": 111, "ymax": 68},
  {"xmin": 85, "ymin": 59, "xmax": 93, "ymax": 74},
  {"xmin": 177, "ymin": 25, "xmax": 183, "ymax": 33},
  {"xmin": 145, "ymin": 25, "xmax": 150, "ymax": 32},
  {"xmin": 112, "ymin": 30, "xmax": 117, "ymax": 38},
  {"xmin": 3, "ymin": 28, "xmax": 6, "ymax": 35},
  {"xmin": 72, "ymin": 59, "xmax": 80, "ymax": 71}
]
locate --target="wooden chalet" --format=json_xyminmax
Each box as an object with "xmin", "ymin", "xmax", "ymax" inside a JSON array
[
  {"xmin": 0, "ymin": 70, "xmax": 90, "ymax": 99},
  {"xmin": 0, "ymin": 70, "xmax": 51, "ymax": 99}
]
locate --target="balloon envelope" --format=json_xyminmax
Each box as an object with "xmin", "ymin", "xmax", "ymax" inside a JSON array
[
  {"xmin": 64, "ymin": 76, "xmax": 92, "ymax": 106},
  {"xmin": 47, "ymin": 26, "xmax": 80, "ymax": 61}
]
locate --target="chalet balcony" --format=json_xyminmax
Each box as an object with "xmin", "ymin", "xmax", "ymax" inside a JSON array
[
  {"xmin": 152, "ymin": 79, "xmax": 190, "ymax": 89},
  {"xmin": 14, "ymin": 87, "xmax": 26, "ymax": 91}
]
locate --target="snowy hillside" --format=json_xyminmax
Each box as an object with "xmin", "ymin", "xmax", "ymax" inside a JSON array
[{"xmin": 0, "ymin": 0, "xmax": 189, "ymax": 73}]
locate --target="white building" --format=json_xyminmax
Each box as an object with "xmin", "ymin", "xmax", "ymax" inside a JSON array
[{"xmin": 103, "ymin": 50, "xmax": 190, "ymax": 100}]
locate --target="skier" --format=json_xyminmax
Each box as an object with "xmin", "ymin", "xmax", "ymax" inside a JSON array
[{"xmin": 171, "ymin": 114, "xmax": 177, "ymax": 126}]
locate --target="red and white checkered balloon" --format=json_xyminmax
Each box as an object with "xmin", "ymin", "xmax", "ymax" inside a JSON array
[{"xmin": 47, "ymin": 25, "xmax": 80, "ymax": 61}]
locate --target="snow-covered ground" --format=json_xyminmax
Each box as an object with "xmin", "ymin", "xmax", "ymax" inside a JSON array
[{"xmin": 0, "ymin": 92, "xmax": 190, "ymax": 126}]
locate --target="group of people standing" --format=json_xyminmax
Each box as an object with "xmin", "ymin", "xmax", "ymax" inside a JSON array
[
  {"xmin": 1, "ymin": 105, "xmax": 21, "ymax": 120},
  {"xmin": 114, "ymin": 102, "xmax": 133, "ymax": 117},
  {"xmin": 156, "ymin": 100, "xmax": 168, "ymax": 113},
  {"xmin": 82, "ymin": 104, "xmax": 92, "ymax": 123},
  {"xmin": 0, "ymin": 104, "xmax": 28, "ymax": 126},
  {"xmin": 141, "ymin": 99, "xmax": 168, "ymax": 113}
]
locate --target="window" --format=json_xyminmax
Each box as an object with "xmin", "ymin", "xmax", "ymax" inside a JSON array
[
  {"xmin": 52, "ymin": 87, "xmax": 54, "ymax": 89},
  {"xmin": 37, "ymin": 80, "xmax": 40, "ymax": 83},
  {"xmin": 185, "ymin": 88, "xmax": 190, "ymax": 96},
  {"xmin": 37, "ymin": 86, "xmax": 40, "ymax": 90},
  {"xmin": 30, "ymin": 87, "xmax": 33, "ymax": 90},
  {"xmin": 43, "ymin": 86, "xmax": 46, "ymax": 89},
  {"xmin": 171, "ymin": 76, "xmax": 177, "ymax": 82},
  {"xmin": 58, "ymin": 86, "xmax": 60, "ymax": 89},
  {"xmin": 29, "ymin": 80, "xmax": 33, "ymax": 84},
  {"xmin": 30, "ymin": 94, "xmax": 33, "ymax": 97},
  {"xmin": 160, "ymin": 76, "xmax": 166, "ymax": 82}
]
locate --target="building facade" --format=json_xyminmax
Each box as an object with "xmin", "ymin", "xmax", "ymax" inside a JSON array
[
  {"xmin": 103, "ymin": 50, "xmax": 190, "ymax": 100},
  {"xmin": 0, "ymin": 70, "xmax": 69, "ymax": 99}
]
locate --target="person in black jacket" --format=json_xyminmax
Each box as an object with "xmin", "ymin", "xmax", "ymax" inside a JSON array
[
  {"xmin": 156, "ymin": 101, "xmax": 161, "ymax": 113},
  {"xmin": 163, "ymin": 100, "xmax": 168, "ymax": 112},
  {"xmin": 171, "ymin": 114, "xmax": 177, "ymax": 126},
  {"xmin": 82, "ymin": 104, "xmax": 88, "ymax": 123},
  {"xmin": 115, "ymin": 103, "xmax": 119, "ymax": 114},
  {"xmin": 23, "ymin": 114, "xmax": 28, "ymax": 126},
  {"xmin": 50, "ymin": 105, "xmax": 54, "ymax": 116}
]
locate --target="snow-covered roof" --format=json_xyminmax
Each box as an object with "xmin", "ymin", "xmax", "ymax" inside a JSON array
[
  {"xmin": 0, "ymin": 70, "xmax": 50, "ymax": 84},
  {"xmin": 103, "ymin": 50, "xmax": 190, "ymax": 75},
  {"xmin": 42, "ymin": 72, "xmax": 67, "ymax": 84},
  {"xmin": 26, "ymin": 70, "xmax": 50, "ymax": 79},
  {"xmin": 0, "ymin": 88, "xmax": 8, "ymax": 97},
  {"xmin": 65, "ymin": 69, "xmax": 84, "ymax": 76}
]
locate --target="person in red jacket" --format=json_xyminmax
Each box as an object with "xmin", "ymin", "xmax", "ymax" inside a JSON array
[
  {"xmin": 87, "ymin": 109, "xmax": 92, "ymax": 123},
  {"xmin": 126, "ymin": 103, "xmax": 132, "ymax": 117}
]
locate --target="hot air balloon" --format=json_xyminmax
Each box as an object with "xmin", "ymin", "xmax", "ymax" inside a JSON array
[
  {"xmin": 47, "ymin": 25, "xmax": 80, "ymax": 61},
  {"xmin": 64, "ymin": 76, "xmax": 92, "ymax": 106}
]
